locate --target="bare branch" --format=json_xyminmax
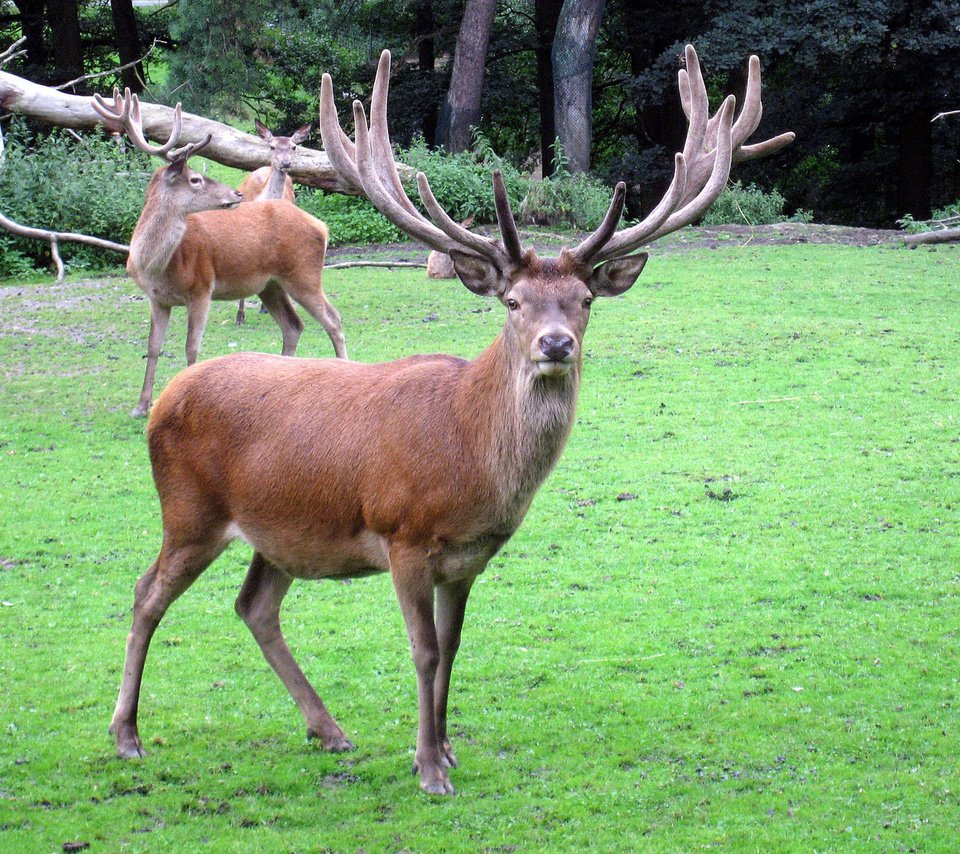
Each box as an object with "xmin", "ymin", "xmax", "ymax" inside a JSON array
[
  {"xmin": 55, "ymin": 41, "xmax": 158, "ymax": 92},
  {"xmin": 0, "ymin": 209, "xmax": 129, "ymax": 281},
  {"xmin": 932, "ymin": 110, "xmax": 960, "ymax": 122},
  {"xmin": 0, "ymin": 38, "xmax": 27, "ymax": 69}
]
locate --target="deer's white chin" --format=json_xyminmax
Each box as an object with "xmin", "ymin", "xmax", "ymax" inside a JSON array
[{"xmin": 535, "ymin": 360, "xmax": 573, "ymax": 377}]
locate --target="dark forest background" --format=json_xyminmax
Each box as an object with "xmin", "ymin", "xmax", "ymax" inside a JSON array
[{"xmin": 4, "ymin": 0, "xmax": 960, "ymax": 226}]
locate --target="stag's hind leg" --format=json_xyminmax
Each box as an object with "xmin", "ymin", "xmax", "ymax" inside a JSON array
[
  {"xmin": 112, "ymin": 537, "xmax": 226, "ymax": 758},
  {"xmin": 235, "ymin": 553, "xmax": 354, "ymax": 751},
  {"xmin": 284, "ymin": 282, "xmax": 347, "ymax": 359},
  {"xmin": 258, "ymin": 282, "xmax": 304, "ymax": 356}
]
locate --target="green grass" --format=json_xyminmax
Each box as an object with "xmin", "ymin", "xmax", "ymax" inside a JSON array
[{"xmin": 0, "ymin": 241, "xmax": 958, "ymax": 851}]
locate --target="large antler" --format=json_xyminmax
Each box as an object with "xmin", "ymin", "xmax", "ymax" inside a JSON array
[
  {"xmin": 319, "ymin": 46, "xmax": 792, "ymax": 271},
  {"xmin": 581, "ymin": 45, "xmax": 794, "ymax": 265},
  {"xmin": 320, "ymin": 51, "xmax": 522, "ymax": 269},
  {"xmin": 92, "ymin": 87, "xmax": 212, "ymax": 163}
]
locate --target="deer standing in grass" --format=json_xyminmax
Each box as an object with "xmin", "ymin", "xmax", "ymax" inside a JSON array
[
  {"xmin": 91, "ymin": 92, "xmax": 346, "ymax": 417},
  {"xmin": 108, "ymin": 47, "xmax": 792, "ymax": 794},
  {"xmin": 234, "ymin": 120, "xmax": 312, "ymax": 324}
]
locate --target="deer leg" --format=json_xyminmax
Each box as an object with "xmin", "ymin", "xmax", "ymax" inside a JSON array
[
  {"xmin": 235, "ymin": 553, "xmax": 354, "ymax": 751},
  {"xmin": 287, "ymin": 288, "xmax": 348, "ymax": 360},
  {"xmin": 433, "ymin": 577, "xmax": 474, "ymax": 769},
  {"xmin": 184, "ymin": 296, "xmax": 212, "ymax": 366},
  {"xmin": 258, "ymin": 283, "xmax": 304, "ymax": 356},
  {"xmin": 111, "ymin": 537, "xmax": 226, "ymax": 758},
  {"xmin": 389, "ymin": 544, "xmax": 452, "ymax": 795},
  {"xmin": 133, "ymin": 301, "xmax": 171, "ymax": 418},
  {"xmin": 236, "ymin": 298, "xmax": 246, "ymax": 325}
]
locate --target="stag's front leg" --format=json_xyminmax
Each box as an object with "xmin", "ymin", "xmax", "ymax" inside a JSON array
[
  {"xmin": 389, "ymin": 544, "xmax": 453, "ymax": 795},
  {"xmin": 133, "ymin": 300, "xmax": 171, "ymax": 417},
  {"xmin": 434, "ymin": 577, "xmax": 474, "ymax": 769}
]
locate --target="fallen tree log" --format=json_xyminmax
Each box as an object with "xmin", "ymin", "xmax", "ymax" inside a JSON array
[
  {"xmin": 903, "ymin": 228, "xmax": 960, "ymax": 246},
  {"xmin": 0, "ymin": 68, "xmax": 370, "ymax": 193}
]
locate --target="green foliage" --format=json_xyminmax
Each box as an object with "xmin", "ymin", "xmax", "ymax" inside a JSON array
[
  {"xmin": 1, "ymin": 244, "xmax": 960, "ymax": 850},
  {"xmin": 297, "ymin": 191, "xmax": 405, "ymax": 246},
  {"xmin": 700, "ymin": 180, "xmax": 813, "ymax": 226},
  {"xmin": 0, "ymin": 121, "xmax": 150, "ymax": 276},
  {"xmin": 898, "ymin": 201, "xmax": 960, "ymax": 234},
  {"xmin": 519, "ymin": 144, "xmax": 618, "ymax": 230},
  {"xmin": 399, "ymin": 133, "xmax": 527, "ymax": 224}
]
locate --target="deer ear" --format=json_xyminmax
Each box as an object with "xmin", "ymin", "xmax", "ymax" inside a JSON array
[
  {"xmin": 450, "ymin": 249, "xmax": 508, "ymax": 297},
  {"xmin": 292, "ymin": 123, "xmax": 313, "ymax": 144},
  {"xmin": 164, "ymin": 157, "xmax": 187, "ymax": 181},
  {"xmin": 254, "ymin": 119, "xmax": 272, "ymax": 141},
  {"xmin": 588, "ymin": 253, "xmax": 648, "ymax": 297}
]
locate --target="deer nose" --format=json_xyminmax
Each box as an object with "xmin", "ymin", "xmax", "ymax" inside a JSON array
[{"xmin": 539, "ymin": 333, "xmax": 574, "ymax": 362}]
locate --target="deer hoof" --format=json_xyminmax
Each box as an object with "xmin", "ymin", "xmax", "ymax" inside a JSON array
[
  {"xmin": 413, "ymin": 760, "xmax": 455, "ymax": 795},
  {"xmin": 131, "ymin": 404, "xmax": 149, "ymax": 418},
  {"xmin": 307, "ymin": 728, "xmax": 355, "ymax": 753}
]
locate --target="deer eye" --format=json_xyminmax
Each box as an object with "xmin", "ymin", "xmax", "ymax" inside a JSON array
[
  {"xmin": 506, "ymin": 298, "xmax": 520, "ymax": 311},
  {"xmin": 583, "ymin": 296, "xmax": 594, "ymax": 309},
  {"xmin": 189, "ymin": 175, "xmax": 203, "ymax": 187}
]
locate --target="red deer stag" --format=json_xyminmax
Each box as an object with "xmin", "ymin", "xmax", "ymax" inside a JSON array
[
  {"xmin": 235, "ymin": 120, "xmax": 312, "ymax": 324},
  {"xmin": 91, "ymin": 91, "xmax": 347, "ymax": 417},
  {"xmin": 107, "ymin": 47, "xmax": 792, "ymax": 794}
]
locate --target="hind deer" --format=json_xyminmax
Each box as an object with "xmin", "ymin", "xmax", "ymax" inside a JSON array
[
  {"xmin": 91, "ymin": 91, "xmax": 347, "ymax": 417},
  {"xmin": 107, "ymin": 46, "xmax": 793, "ymax": 793},
  {"xmin": 235, "ymin": 120, "xmax": 312, "ymax": 324}
]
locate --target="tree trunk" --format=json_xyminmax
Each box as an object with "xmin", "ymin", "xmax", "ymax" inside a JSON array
[
  {"xmin": 415, "ymin": 0, "xmax": 437, "ymax": 145},
  {"xmin": 11, "ymin": 0, "xmax": 49, "ymax": 78},
  {"xmin": 552, "ymin": 0, "xmax": 606, "ymax": 173},
  {"xmin": 436, "ymin": 0, "xmax": 497, "ymax": 153},
  {"xmin": 110, "ymin": 0, "xmax": 145, "ymax": 94},
  {"xmin": 47, "ymin": 0, "xmax": 84, "ymax": 86},
  {"xmin": 535, "ymin": 0, "xmax": 563, "ymax": 176},
  {"xmin": 895, "ymin": 104, "xmax": 933, "ymax": 221}
]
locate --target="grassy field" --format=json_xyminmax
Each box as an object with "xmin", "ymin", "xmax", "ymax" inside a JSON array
[{"xmin": 0, "ymin": 239, "xmax": 957, "ymax": 851}]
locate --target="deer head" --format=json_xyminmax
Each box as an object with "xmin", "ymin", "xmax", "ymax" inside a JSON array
[{"xmin": 93, "ymin": 87, "xmax": 243, "ymax": 216}]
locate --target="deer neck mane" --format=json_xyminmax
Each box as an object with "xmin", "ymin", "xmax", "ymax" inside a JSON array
[
  {"xmin": 128, "ymin": 176, "xmax": 190, "ymax": 275},
  {"xmin": 460, "ymin": 327, "xmax": 581, "ymax": 523}
]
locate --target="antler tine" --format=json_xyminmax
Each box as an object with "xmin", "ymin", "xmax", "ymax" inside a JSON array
[
  {"xmin": 319, "ymin": 73, "xmax": 363, "ymax": 192},
  {"xmin": 492, "ymin": 171, "xmax": 524, "ymax": 263},
  {"xmin": 369, "ymin": 51, "xmax": 421, "ymax": 219},
  {"xmin": 417, "ymin": 172, "xmax": 510, "ymax": 263},
  {"xmin": 321, "ymin": 49, "xmax": 515, "ymax": 266},
  {"xmin": 352, "ymin": 100, "xmax": 456, "ymax": 254},
  {"xmin": 92, "ymin": 86, "xmax": 186, "ymax": 161},
  {"xmin": 573, "ymin": 181, "xmax": 627, "ymax": 263},
  {"xmin": 647, "ymin": 95, "xmax": 735, "ymax": 243},
  {"xmin": 736, "ymin": 132, "xmax": 796, "ymax": 163},
  {"xmin": 590, "ymin": 153, "xmax": 687, "ymax": 263}
]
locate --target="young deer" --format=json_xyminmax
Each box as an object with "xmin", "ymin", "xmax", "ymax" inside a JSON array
[
  {"xmin": 235, "ymin": 120, "xmax": 312, "ymax": 324},
  {"xmin": 108, "ymin": 47, "xmax": 792, "ymax": 794},
  {"xmin": 91, "ymin": 91, "xmax": 347, "ymax": 417}
]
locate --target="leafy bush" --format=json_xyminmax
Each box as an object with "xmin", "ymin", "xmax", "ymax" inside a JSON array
[
  {"xmin": 700, "ymin": 180, "xmax": 812, "ymax": 226},
  {"xmin": 297, "ymin": 190, "xmax": 405, "ymax": 246},
  {"xmin": 399, "ymin": 133, "xmax": 526, "ymax": 224},
  {"xmin": 897, "ymin": 201, "xmax": 960, "ymax": 234},
  {"xmin": 0, "ymin": 120, "xmax": 151, "ymax": 277},
  {"xmin": 519, "ymin": 146, "xmax": 616, "ymax": 230}
]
